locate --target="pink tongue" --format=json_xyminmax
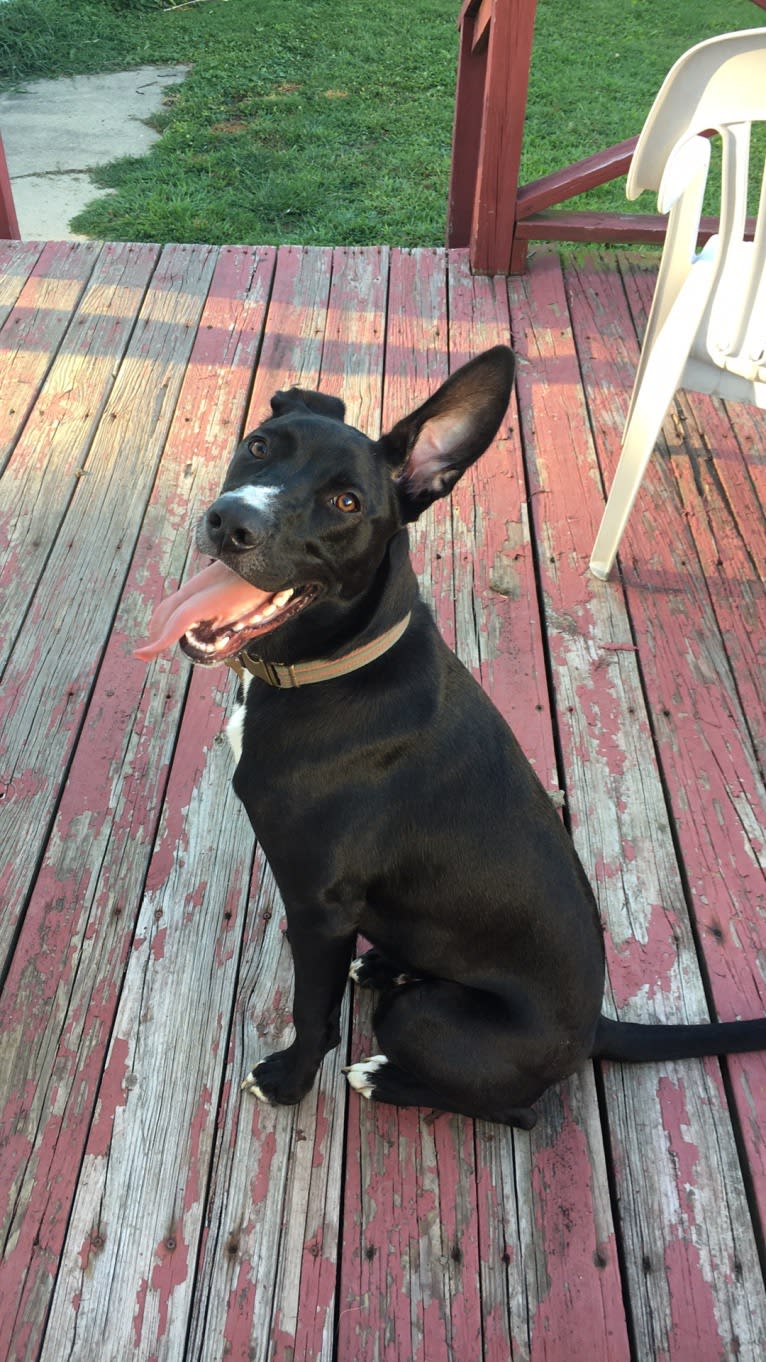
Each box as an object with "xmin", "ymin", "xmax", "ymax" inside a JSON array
[{"xmin": 134, "ymin": 561, "xmax": 270, "ymax": 661}]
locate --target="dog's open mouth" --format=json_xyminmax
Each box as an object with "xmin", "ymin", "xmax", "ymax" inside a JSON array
[{"xmin": 133, "ymin": 560, "xmax": 320, "ymax": 666}]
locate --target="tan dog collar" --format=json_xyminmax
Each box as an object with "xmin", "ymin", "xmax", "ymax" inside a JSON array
[{"xmin": 225, "ymin": 612, "xmax": 411, "ymax": 688}]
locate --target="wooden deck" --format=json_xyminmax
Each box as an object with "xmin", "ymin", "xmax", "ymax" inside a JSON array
[{"xmin": 1, "ymin": 238, "xmax": 765, "ymax": 1361}]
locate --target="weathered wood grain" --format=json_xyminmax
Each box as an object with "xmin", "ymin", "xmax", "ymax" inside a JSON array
[
  {"xmin": 447, "ymin": 249, "xmax": 630, "ymax": 1361},
  {"xmin": 1, "ymin": 245, "xmax": 276, "ymax": 1362},
  {"xmin": 0, "ymin": 243, "xmax": 218, "ymax": 971},
  {"xmin": 718, "ymin": 398, "xmax": 766, "ymax": 564},
  {"xmin": 0, "ymin": 239, "xmax": 44, "ymax": 326},
  {"xmin": 39, "ymin": 665, "xmax": 255, "ymax": 1362},
  {"xmin": 511, "ymin": 249, "xmax": 766, "ymax": 1362},
  {"xmin": 186, "ymin": 244, "xmax": 353, "ymax": 1362},
  {"xmin": 1, "ymin": 241, "xmax": 161, "ymax": 667},
  {"xmin": 565, "ymin": 252, "xmax": 766, "ymax": 1228},
  {"xmin": 319, "ymin": 244, "xmax": 389, "ymax": 433},
  {"xmin": 0, "ymin": 240, "xmax": 101, "ymax": 471}
]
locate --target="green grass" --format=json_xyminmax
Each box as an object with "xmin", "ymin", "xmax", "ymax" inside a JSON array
[{"xmin": 0, "ymin": 0, "xmax": 761, "ymax": 246}]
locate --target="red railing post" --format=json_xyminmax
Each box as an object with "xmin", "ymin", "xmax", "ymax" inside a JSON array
[
  {"xmin": 448, "ymin": 0, "xmax": 537, "ymax": 274},
  {"xmin": 0, "ymin": 134, "xmax": 21, "ymax": 240}
]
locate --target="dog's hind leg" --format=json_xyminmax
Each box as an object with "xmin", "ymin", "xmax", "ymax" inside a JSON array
[{"xmin": 345, "ymin": 977, "xmax": 555, "ymax": 1128}]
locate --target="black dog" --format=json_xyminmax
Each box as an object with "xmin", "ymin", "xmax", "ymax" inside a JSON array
[{"xmin": 137, "ymin": 346, "xmax": 766, "ymax": 1127}]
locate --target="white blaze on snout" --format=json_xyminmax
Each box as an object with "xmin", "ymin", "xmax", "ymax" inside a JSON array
[{"xmin": 218, "ymin": 485, "xmax": 283, "ymax": 517}]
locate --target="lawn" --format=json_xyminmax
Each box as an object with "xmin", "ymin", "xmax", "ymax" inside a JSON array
[{"xmin": 0, "ymin": 0, "xmax": 762, "ymax": 246}]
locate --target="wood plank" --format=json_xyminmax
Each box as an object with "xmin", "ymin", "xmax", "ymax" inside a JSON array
[
  {"xmin": 245, "ymin": 244, "xmax": 336, "ymax": 405},
  {"xmin": 515, "ymin": 211, "xmax": 742, "ymax": 246},
  {"xmin": 1, "ymin": 245, "xmax": 276, "ymax": 1362},
  {"xmin": 39, "ymin": 666, "xmax": 256, "ymax": 1362},
  {"xmin": 0, "ymin": 241, "xmax": 160, "ymax": 668},
  {"xmin": 510, "ymin": 249, "xmax": 766, "ymax": 1361},
  {"xmin": 0, "ymin": 239, "xmax": 44, "ymax": 326},
  {"xmin": 564, "ymin": 251, "xmax": 766, "ymax": 1228},
  {"xmin": 0, "ymin": 240, "xmax": 101, "ymax": 471},
  {"xmin": 447, "ymin": 249, "xmax": 630, "ymax": 1360},
  {"xmin": 338, "ymin": 248, "xmax": 490, "ymax": 1362},
  {"xmin": 184, "ymin": 244, "xmax": 355, "ymax": 1362},
  {"xmin": 0, "ymin": 242, "xmax": 218, "ymax": 971},
  {"xmin": 319, "ymin": 244, "xmax": 389, "ymax": 432}
]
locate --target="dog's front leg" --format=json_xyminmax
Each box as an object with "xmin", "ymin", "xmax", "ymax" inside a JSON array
[{"xmin": 242, "ymin": 911, "xmax": 356, "ymax": 1106}]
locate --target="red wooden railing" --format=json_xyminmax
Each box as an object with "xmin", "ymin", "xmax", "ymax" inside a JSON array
[
  {"xmin": 448, "ymin": 0, "xmax": 766, "ymax": 273},
  {"xmin": 0, "ymin": 134, "xmax": 20, "ymax": 240}
]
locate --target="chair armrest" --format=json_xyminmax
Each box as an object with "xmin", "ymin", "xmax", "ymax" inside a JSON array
[{"xmin": 653, "ymin": 136, "xmax": 712, "ymax": 213}]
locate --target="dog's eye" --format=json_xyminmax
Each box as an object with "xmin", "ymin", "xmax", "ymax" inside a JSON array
[
  {"xmin": 247, "ymin": 436, "xmax": 268, "ymax": 459},
  {"xmin": 332, "ymin": 492, "xmax": 361, "ymax": 514}
]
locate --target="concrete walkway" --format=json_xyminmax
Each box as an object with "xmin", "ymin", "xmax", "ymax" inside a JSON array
[{"xmin": 0, "ymin": 65, "xmax": 189, "ymax": 239}]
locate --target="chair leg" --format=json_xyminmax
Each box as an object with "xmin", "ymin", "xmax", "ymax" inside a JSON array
[
  {"xmin": 589, "ymin": 264, "xmax": 714, "ymax": 580},
  {"xmin": 589, "ymin": 378, "xmax": 677, "ymax": 580}
]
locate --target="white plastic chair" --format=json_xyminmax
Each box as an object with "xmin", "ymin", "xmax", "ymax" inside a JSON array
[{"xmin": 589, "ymin": 27, "xmax": 766, "ymax": 580}]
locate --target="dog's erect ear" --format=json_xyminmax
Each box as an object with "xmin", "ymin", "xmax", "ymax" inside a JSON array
[
  {"xmin": 379, "ymin": 346, "xmax": 514, "ymax": 521},
  {"xmin": 270, "ymin": 387, "xmax": 346, "ymax": 422}
]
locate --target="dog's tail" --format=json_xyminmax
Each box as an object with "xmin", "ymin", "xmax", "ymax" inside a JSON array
[{"xmin": 592, "ymin": 1013, "xmax": 766, "ymax": 1062}]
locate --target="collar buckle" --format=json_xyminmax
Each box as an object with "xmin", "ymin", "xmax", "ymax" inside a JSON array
[{"xmin": 243, "ymin": 656, "xmax": 297, "ymax": 688}]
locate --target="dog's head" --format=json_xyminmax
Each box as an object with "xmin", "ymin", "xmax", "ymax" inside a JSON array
[{"xmin": 165, "ymin": 347, "xmax": 514, "ymax": 665}]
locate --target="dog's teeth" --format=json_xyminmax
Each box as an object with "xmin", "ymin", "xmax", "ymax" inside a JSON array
[
  {"xmin": 261, "ymin": 602, "xmax": 278, "ymax": 618},
  {"xmin": 273, "ymin": 588, "xmax": 294, "ymax": 608}
]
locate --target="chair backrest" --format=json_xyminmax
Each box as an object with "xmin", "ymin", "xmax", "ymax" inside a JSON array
[{"xmin": 628, "ymin": 28, "xmax": 766, "ymax": 386}]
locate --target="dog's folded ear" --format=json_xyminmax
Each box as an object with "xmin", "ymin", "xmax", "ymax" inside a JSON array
[
  {"xmin": 379, "ymin": 346, "xmax": 514, "ymax": 522},
  {"xmin": 270, "ymin": 387, "xmax": 346, "ymax": 422}
]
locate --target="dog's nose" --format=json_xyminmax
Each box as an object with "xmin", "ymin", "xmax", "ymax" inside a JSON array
[{"xmin": 205, "ymin": 498, "xmax": 260, "ymax": 553}]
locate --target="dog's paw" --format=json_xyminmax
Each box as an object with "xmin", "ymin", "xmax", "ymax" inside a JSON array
[
  {"xmin": 343, "ymin": 1054, "xmax": 388, "ymax": 1099},
  {"xmin": 349, "ymin": 949, "xmax": 417, "ymax": 991},
  {"xmin": 240, "ymin": 1050, "xmax": 314, "ymax": 1106}
]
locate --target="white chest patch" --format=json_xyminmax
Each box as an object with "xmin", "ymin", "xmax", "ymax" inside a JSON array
[{"xmin": 226, "ymin": 671, "xmax": 252, "ymax": 763}]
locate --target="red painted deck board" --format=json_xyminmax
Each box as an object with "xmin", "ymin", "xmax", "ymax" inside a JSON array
[{"xmin": 1, "ymin": 242, "xmax": 765, "ymax": 1362}]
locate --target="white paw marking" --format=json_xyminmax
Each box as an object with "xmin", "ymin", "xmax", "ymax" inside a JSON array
[
  {"xmin": 240, "ymin": 1064, "xmax": 270, "ymax": 1102},
  {"xmin": 348, "ymin": 957, "xmax": 364, "ymax": 982},
  {"xmin": 343, "ymin": 1054, "xmax": 388, "ymax": 1099}
]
